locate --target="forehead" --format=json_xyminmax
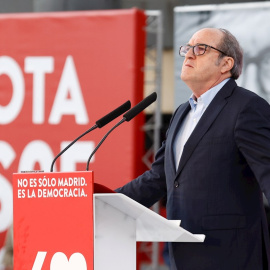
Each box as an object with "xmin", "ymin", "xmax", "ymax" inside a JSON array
[{"xmin": 188, "ymin": 28, "xmax": 223, "ymax": 46}]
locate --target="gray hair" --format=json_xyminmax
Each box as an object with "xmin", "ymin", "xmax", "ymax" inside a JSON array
[{"xmin": 217, "ymin": 28, "xmax": 243, "ymax": 80}]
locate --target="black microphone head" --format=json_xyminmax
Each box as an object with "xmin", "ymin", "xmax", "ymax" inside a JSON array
[
  {"xmin": 123, "ymin": 92, "xmax": 157, "ymax": 122},
  {"xmin": 96, "ymin": 100, "xmax": 131, "ymax": 128}
]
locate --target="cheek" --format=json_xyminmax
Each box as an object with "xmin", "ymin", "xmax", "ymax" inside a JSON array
[{"xmin": 200, "ymin": 63, "xmax": 217, "ymax": 76}]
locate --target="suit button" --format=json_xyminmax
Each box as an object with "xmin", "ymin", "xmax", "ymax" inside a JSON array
[{"xmin": 174, "ymin": 181, "xmax": 179, "ymax": 188}]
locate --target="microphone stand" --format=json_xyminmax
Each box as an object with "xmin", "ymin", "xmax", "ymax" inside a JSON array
[
  {"xmin": 50, "ymin": 124, "xmax": 98, "ymax": 172},
  {"xmin": 86, "ymin": 119, "xmax": 125, "ymax": 171}
]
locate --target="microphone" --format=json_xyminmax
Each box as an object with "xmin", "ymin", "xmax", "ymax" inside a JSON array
[
  {"xmin": 86, "ymin": 92, "xmax": 157, "ymax": 171},
  {"xmin": 95, "ymin": 101, "xmax": 131, "ymax": 128},
  {"xmin": 123, "ymin": 92, "xmax": 157, "ymax": 121},
  {"xmin": 50, "ymin": 100, "xmax": 131, "ymax": 172}
]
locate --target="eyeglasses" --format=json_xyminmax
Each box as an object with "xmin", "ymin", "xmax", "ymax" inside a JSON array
[{"xmin": 179, "ymin": 44, "xmax": 228, "ymax": 57}]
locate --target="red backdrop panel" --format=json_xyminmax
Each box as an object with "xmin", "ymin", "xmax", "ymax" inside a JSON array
[{"xmin": 0, "ymin": 9, "xmax": 145, "ymax": 252}]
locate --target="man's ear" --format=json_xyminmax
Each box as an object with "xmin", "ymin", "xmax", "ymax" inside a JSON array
[{"xmin": 221, "ymin": 57, "xmax": 234, "ymax": 74}]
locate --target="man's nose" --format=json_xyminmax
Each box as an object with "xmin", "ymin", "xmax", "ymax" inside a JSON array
[{"xmin": 185, "ymin": 48, "xmax": 195, "ymax": 59}]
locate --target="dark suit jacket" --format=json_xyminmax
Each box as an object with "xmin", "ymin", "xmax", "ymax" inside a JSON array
[{"xmin": 117, "ymin": 79, "xmax": 270, "ymax": 270}]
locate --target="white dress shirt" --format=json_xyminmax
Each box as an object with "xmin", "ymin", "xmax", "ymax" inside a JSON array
[{"xmin": 173, "ymin": 78, "xmax": 230, "ymax": 169}]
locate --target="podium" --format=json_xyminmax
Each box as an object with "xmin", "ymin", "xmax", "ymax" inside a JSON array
[
  {"xmin": 13, "ymin": 171, "xmax": 204, "ymax": 270},
  {"xmin": 94, "ymin": 193, "xmax": 204, "ymax": 270}
]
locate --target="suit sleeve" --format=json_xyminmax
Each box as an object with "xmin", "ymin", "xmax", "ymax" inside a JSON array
[
  {"xmin": 115, "ymin": 140, "xmax": 167, "ymax": 207},
  {"xmin": 235, "ymin": 95, "xmax": 270, "ymax": 204}
]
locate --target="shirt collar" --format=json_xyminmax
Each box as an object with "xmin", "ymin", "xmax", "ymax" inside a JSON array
[{"xmin": 189, "ymin": 78, "xmax": 230, "ymax": 110}]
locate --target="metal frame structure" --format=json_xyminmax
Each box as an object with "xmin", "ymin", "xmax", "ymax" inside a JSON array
[{"xmin": 139, "ymin": 10, "xmax": 165, "ymax": 270}]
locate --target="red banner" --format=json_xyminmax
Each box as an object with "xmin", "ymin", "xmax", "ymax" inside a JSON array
[{"xmin": 0, "ymin": 9, "xmax": 145, "ymax": 253}]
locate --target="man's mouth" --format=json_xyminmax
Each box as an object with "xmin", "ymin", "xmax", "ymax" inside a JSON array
[{"xmin": 185, "ymin": 63, "xmax": 193, "ymax": 68}]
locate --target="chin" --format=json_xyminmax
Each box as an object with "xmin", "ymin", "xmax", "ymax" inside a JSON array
[{"xmin": 181, "ymin": 73, "xmax": 190, "ymax": 82}]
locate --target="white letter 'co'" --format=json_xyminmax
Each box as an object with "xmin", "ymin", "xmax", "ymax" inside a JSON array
[{"xmin": 32, "ymin": 252, "xmax": 87, "ymax": 270}]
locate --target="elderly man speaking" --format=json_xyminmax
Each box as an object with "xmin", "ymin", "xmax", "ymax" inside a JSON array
[{"xmin": 117, "ymin": 28, "xmax": 270, "ymax": 270}]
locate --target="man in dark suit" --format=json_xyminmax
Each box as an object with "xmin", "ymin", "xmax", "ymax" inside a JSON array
[{"xmin": 116, "ymin": 28, "xmax": 270, "ymax": 269}]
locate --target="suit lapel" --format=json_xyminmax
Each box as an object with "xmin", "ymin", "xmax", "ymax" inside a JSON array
[
  {"xmin": 167, "ymin": 101, "xmax": 191, "ymax": 174},
  {"xmin": 175, "ymin": 79, "xmax": 236, "ymax": 179}
]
